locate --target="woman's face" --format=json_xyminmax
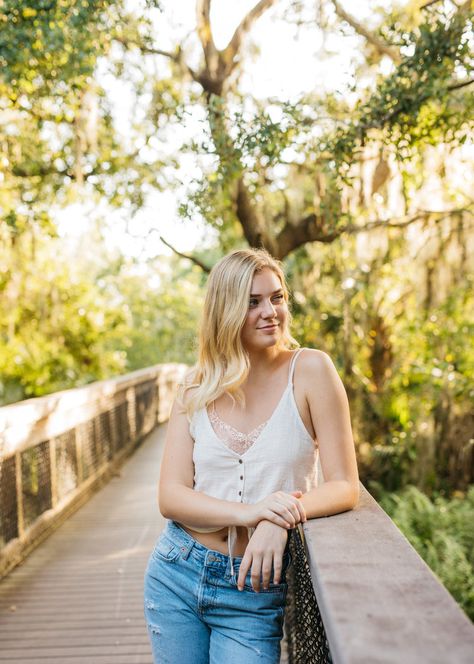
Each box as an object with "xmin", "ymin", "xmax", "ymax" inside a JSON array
[{"xmin": 241, "ymin": 267, "xmax": 288, "ymax": 351}]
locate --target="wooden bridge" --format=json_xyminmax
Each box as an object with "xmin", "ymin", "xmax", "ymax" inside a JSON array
[
  {"xmin": 1, "ymin": 364, "xmax": 473, "ymax": 663},
  {"xmin": 0, "ymin": 422, "xmax": 166, "ymax": 663}
]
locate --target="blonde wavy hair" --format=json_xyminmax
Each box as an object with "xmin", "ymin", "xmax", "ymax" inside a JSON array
[{"xmin": 181, "ymin": 248, "xmax": 299, "ymax": 417}]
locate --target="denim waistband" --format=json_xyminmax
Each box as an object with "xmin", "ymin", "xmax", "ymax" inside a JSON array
[{"xmin": 165, "ymin": 520, "xmax": 291, "ymax": 571}]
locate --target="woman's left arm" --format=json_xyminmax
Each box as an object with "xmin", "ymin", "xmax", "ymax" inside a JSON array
[
  {"xmin": 299, "ymin": 349, "xmax": 360, "ymax": 517},
  {"xmin": 238, "ymin": 350, "xmax": 359, "ymax": 592}
]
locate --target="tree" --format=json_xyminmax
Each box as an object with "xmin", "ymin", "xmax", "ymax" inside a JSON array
[
  {"xmin": 124, "ymin": 0, "xmax": 473, "ymax": 259},
  {"xmin": 1, "ymin": 1, "xmax": 472, "ymax": 260}
]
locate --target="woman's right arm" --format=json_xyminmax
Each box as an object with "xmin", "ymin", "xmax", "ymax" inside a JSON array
[{"xmin": 158, "ymin": 397, "xmax": 305, "ymax": 530}]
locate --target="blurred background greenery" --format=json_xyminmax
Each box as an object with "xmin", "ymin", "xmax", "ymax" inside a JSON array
[{"xmin": 1, "ymin": 0, "xmax": 473, "ymax": 618}]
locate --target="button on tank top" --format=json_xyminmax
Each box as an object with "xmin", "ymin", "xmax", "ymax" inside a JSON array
[{"xmin": 182, "ymin": 348, "xmax": 322, "ymax": 572}]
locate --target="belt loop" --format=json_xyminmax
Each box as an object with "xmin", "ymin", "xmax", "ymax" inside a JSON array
[{"xmin": 179, "ymin": 540, "xmax": 194, "ymax": 560}]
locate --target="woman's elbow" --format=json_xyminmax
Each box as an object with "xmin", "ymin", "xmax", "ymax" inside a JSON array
[
  {"xmin": 158, "ymin": 482, "xmax": 188, "ymax": 520},
  {"xmin": 158, "ymin": 486, "xmax": 172, "ymax": 519},
  {"xmin": 347, "ymin": 481, "xmax": 360, "ymax": 509}
]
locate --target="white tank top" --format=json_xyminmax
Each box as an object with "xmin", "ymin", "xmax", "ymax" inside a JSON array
[{"xmin": 183, "ymin": 348, "xmax": 323, "ymax": 570}]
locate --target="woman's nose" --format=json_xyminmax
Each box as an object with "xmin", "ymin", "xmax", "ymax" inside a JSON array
[{"xmin": 261, "ymin": 299, "xmax": 276, "ymax": 317}]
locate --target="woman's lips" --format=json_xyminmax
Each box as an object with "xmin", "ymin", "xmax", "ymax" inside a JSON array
[{"xmin": 258, "ymin": 324, "xmax": 278, "ymax": 330}]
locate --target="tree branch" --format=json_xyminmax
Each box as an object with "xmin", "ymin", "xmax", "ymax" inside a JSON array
[
  {"xmin": 235, "ymin": 178, "xmax": 275, "ymax": 252},
  {"xmin": 221, "ymin": 0, "xmax": 278, "ymax": 76},
  {"xmin": 113, "ymin": 36, "xmax": 199, "ymax": 82},
  {"xmin": 159, "ymin": 235, "xmax": 211, "ymax": 272},
  {"xmin": 447, "ymin": 77, "xmax": 474, "ymax": 91},
  {"xmin": 331, "ymin": 0, "xmax": 401, "ymax": 64},
  {"xmin": 349, "ymin": 208, "xmax": 473, "ymax": 234},
  {"xmin": 420, "ymin": 0, "xmax": 443, "ymax": 9},
  {"xmin": 273, "ymin": 207, "xmax": 472, "ymax": 258},
  {"xmin": 195, "ymin": 0, "xmax": 279, "ymax": 94},
  {"xmin": 276, "ymin": 214, "xmax": 342, "ymax": 258},
  {"xmin": 196, "ymin": 0, "xmax": 219, "ymax": 75}
]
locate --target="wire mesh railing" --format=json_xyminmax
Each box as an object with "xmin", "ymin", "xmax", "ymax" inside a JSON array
[
  {"xmin": 284, "ymin": 526, "xmax": 333, "ymax": 663},
  {"xmin": 0, "ymin": 364, "xmax": 187, "ymax": 576}
]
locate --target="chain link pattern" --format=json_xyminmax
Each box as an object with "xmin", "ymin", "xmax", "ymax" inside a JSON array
[{"xmin": 283, "ymin": 526, "xmax": 333, "ymax": 664}]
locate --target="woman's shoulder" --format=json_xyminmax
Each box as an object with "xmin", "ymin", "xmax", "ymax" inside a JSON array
[
  {"xmin": 175, "ymin": 367, "xmax": 200, "ymax": 411},
  {"xmin": 181, "ymin": 366, "xmax": 199, "ymax": 389},
  {"xmin": 295, "ymin": 347, "xmax": 338, "ymax": 380}
]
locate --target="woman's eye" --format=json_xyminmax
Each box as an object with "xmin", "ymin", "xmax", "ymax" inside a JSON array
[
  {"xmin": 272, "ymin": 294, "xmax": 284, "ymax": 302},
  {"xmin": 249, "ymin": 299, "xmax": 258, "ymax": 307}
]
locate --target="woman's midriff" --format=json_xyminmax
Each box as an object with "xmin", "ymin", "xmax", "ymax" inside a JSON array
[{"xmin": 179, "ymin": 524, "xmax": 250, "ymax": 556}]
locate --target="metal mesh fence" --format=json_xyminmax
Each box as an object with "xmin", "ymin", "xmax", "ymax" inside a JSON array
[
  {"xmin": 79, "ymin": 417, "xmax": 98, "ymax": 481},
  {"xmin": 0, "ymin": 376, "xmax": 163, "ymax": 553},
  {"xmin": 0, "ymin": 455, "xmax": 18, "ymax": 546},
  {"xmin": 135, "ymin": 379, "xmax": 158, "ymax": 439},
  {"xmin": 54, "ymin": 429, "xmax": 78, "ymax": 502},
  {"xmin": 21, "ymin": 441, "xmax": 52, "ymax": 530},
  {"xmin": 96, "ymin": 410, "xmax": 113, "ymax": 463},
  {"xmin": 284, "ymin": 526, "xmax": 333, "ymax": 664}
]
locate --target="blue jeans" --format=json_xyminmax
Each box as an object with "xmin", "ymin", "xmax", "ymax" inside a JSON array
[{"xmin": 143, "ymin": 520, "xmax": 291, "ymax": 663}]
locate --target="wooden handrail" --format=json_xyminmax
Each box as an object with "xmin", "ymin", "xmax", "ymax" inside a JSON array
[
  {"xmin": 303, "ymin": 484, "xmax": 474, "ymax": 663},
  {"xmin": 0, "ymin": 363, "xmax": 187, "ymax": 578}
]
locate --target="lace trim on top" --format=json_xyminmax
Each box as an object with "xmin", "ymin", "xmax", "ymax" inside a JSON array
[{"xmin": 207, "ymin": 404, "xmax": 269, "ymax": 455}]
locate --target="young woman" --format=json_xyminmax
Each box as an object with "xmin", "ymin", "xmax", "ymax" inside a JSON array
[{"xmin": 143, "ymin": 248, "xmax": 359, "ymax": 663}]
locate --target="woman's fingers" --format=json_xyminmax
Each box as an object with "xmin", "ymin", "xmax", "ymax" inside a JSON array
[
  {"xmin": 261, "ymin": 553, "xmax": 273, "ymax": 590},
  {"xmin": 274, "ymin": 504, "xmax": 297, "ymax": 526},
  {"xmin": 273, "ymin": 553, "xmax": 283, "ymax": 585},
  {"xmin": 255, "ymin": 491, "xmax": 306, "ymax": 529},
  {"xmin": 265, "ymin": 510, "xmax": 292, "ymax": 529},
  {"xmin": 282, "ymin": 492, "xmax": 307, "ymax": 523},
  {"xmin": 237, "ymin": 552, "xmax": 252, "ymax": 591},
  {"xmin": 250, "ymin": 553, "xmax": 264, "ymax": 592},
  {"xmin": 274, "ymin": 496, "xmax": 302, "ymax": 525},
  {"xmin": 239, "ymin": 521, "xmax": 288, "ymax": 594},
  {"xmin": 294, "ymin": 498, "xmax": 306, "ymax": 523}
]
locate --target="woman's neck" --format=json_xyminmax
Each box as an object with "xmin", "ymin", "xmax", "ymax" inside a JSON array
[{"xmin": 246, "ymin": 347, "xmax": 288, "ymax": 378}]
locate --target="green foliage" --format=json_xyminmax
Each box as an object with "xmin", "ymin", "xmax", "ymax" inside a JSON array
[
  {"xmin": 99, "ymin": 261, "xmax": 204, "ymax": 371},
  {"xmin": 0, "ymin": 216, "xmax": 204, "ymax": 405},
  {"xmin": 285, "ymin": 222, "xmax": 474, "ymax": 495},
  {"xmin": 330, "ymin": 7, "xmax": 473, "ymax": 174},
  {"xmin": 0, "ymin": 222, "xmax": 126, "ymax": 402},
  {"xmin": 377, "ymin": 484, "xmax": 474, "ymax": 620},
  {"xmin": 179, "ymin": 4, "xmax": 473, "ymax": 241},
  {"xmin": 0, "ymin": 0, "xmax": 115, "ymax": 97},
  {"xmin": 0, "ymin": 0, "xmax": 171, "ymax": 233}
]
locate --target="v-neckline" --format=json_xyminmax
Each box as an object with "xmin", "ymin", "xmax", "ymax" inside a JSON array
[{"xmin": 204, "ymin": 382, "xmax": 291, "ymax": 458}]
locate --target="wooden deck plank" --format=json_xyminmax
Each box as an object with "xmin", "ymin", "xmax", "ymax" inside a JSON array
[{"xmin": 0, "ymin": 425, "xmax": 166, "ymax": 663}]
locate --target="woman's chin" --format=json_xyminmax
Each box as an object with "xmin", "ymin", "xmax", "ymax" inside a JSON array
[{"xmin": 243, "ymin": 336, "xmax": 279, "ymax": 352}]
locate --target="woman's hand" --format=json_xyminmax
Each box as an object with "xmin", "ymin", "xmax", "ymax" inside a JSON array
[
  {"xmin": 237, "ymin": 520, "xmax": 289, "ymax": 592},
  {"xmin": 242, "ymin": 490, "xmax": 306, "ymax": 529}
]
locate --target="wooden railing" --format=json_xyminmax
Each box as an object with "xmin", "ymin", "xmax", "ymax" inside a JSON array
[
  {"xmin": 0, "ymin": 363, "xmax": 187, "ymax": 578},
  {"xmin": 302, "ymin": 484, "xmax": 474, "ymax": 663}
]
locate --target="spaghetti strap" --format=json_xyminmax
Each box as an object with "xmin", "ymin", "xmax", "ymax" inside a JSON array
[{"xmin": 288, "ymin": 348, "xmax": 304, "ymax": 386}]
